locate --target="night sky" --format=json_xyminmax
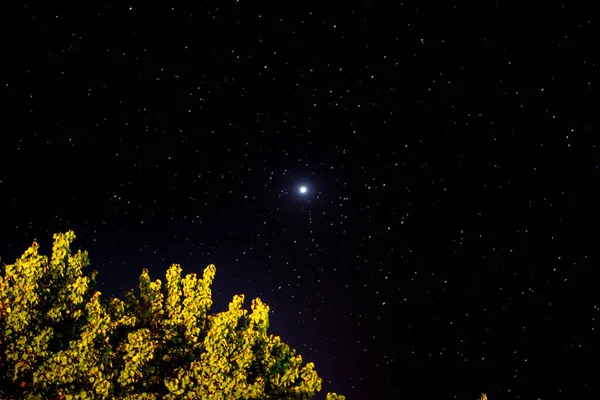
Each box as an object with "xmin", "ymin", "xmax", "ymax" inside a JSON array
[{"xmin": 1, "ymin": 2, "xmax": 598, "ymax": 399}]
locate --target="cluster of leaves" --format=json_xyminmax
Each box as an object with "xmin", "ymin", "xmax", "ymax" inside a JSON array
[
  {"xmin": 0, "ymin": 231, "xmax": 345, "ymax": 400},
  {"xmin": 481, "ymin": 394, "xmax": 542, "ymax": 399}
]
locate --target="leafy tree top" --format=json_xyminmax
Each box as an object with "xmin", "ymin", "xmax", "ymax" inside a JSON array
[{"xmin": 0, "ymin": 231, "xmax": 345, "ymax": 400}]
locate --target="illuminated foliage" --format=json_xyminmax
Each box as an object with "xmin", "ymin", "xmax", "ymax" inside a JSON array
[
  {"xmin": 481, "ymin": 394, "xmax": 541, "ymax": 400},
  {"xmin": 0, "ymin": 231, "xmax": 345, "ymax": 400}
]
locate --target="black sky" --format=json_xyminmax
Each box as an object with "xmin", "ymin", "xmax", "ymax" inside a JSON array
[{"xmin": 1, "ymin": 2, "xmax": 598, "ymax": 399}]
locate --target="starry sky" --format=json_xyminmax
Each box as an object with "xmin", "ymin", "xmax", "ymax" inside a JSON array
[{"xmin": 1, "ymin": 2, "xmax": 598, "ymax": 399}]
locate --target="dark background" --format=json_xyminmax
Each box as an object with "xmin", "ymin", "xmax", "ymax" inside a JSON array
[{"xmin": 1, "ymin": 1, "xmax": 598, "ymax": 399}]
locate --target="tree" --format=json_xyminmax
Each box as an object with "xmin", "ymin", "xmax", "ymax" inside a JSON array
[
  {"xmin": 0, "ymin": 231, "xmax": 345, "ymax": 400},
  {"xmin": 481, "ymin": 394, "xmax": 541, "ymax": 400}
]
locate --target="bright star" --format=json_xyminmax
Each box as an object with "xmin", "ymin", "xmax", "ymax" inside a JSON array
[{"xmin": 299, "ymin": 186, "xmax": 307, "ymax": 194}]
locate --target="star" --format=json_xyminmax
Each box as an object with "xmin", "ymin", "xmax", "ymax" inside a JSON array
[{"xmin": 299, "ymin": 186, "xmax": 307, "ymax": 194}]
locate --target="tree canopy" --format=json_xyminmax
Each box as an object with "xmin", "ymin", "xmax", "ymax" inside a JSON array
[{"xmin": 0, "ymin": 231, "xmax": 345, "ymax": 400}]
